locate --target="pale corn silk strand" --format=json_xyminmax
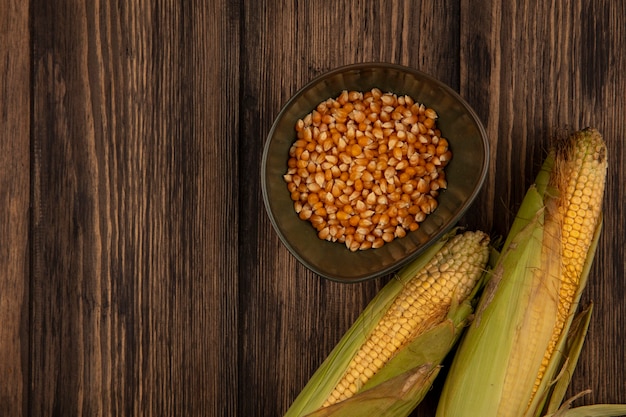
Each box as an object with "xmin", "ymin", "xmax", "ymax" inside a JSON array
[
  {"xmin": 322, "ymin": 231, "xmax": 490, "ymax": 407},
  {"xmin": 528, "ymin": 131, "xmax": 608, "ymax": 405}
]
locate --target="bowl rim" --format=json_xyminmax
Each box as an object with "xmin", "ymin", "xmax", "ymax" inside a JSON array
[{"xmin": 261, "ymin": 62, "xmax": 489, "ymax": 282}]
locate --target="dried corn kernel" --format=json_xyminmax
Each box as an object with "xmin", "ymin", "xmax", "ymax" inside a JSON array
[{"xmin": 284, "ymin": 88, "xmax": 451, "ymax": 251}]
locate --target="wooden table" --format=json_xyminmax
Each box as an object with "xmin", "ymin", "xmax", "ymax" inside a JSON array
[{"xmin": 2, "ymin": 1, "xmax": 624, "ymax": 415}]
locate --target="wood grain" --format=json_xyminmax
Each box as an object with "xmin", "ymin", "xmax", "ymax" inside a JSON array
[
  {"xmin": 0, "ymin": 0, "xmax": 623, "ymax": 416},
  {"xmin": 30, "ymin": 0, "xmax": 239, "ymax": 415},
  {"xmin": 0, "ymin": 0, "xmax": 30, "ymax": 414}
]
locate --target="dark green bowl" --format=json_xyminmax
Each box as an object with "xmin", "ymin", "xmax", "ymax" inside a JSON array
[{"xmin": 261, "ymin": 63, "xmax": 489, "ymax": 282}]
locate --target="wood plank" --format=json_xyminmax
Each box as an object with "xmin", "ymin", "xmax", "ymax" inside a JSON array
[
  {"xmin": 460, "ymin": 0, "xmax": 626, "ymax": 406},
  {"xmin": 239, "ymin": 1, "xmax": 461, "ymax": 415},
  {"xmin": 568, "ymin": 1, "xmax": 626, "ymax": 405},
  {"xmin": 30, "ymin": 0, "xmax": 239, "ymax": 415},
  {"xmin": 0, "ymin": 0, "xmax": 30, "ymax": 414}
]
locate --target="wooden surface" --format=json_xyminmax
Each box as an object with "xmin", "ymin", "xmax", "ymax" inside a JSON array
[{"xmin": 2, "ymin": 1, "xmax": 624, "ymax": 415}]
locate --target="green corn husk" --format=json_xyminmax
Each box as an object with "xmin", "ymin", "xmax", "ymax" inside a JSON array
[
  {"xmin": 435, "ymin": 152, "xmax": 559, "ymax": 417},
  {"xmin": 544, "ymin": 303, "xmax": 593, "ymax": 414},
  {"xmin": 546, "ymin": 404, "xmax": 626, "ymax": 417},
  {"xmin": 436, "ymin": 129, "xmax": 626, "ymax": 417},
  {"xmin": 543, "ymin": 302, "xmax": 626, "ymax": 417},
  {"xmin": 284, "ymin": 229, "xmax": 490, "ymax": 417},
  {"xmin": 300, "ymin": 364, "xmax": 438, "ymax": 417}
]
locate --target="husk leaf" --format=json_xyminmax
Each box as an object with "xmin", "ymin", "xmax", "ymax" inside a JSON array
[
  {"xmin": 302, "ymin": 364, "xmax": 440, "ymax": 417},
  {"xmin": 436, "ymin": 186, "xmax": 549, "ymax": 416},
  {"xmin": 538, "ymin": 217, "xmax": 603, "ymax": 415},
  {"xmin": 540, "ymin": 303, "xmax": 593, "ymax": 416},
  {"xmin": 545, "ymin": 404, "xmax": 626, "ymax": 417},
  {"xmin": 284, "ymin": 230, "xmax": 459, "ymax": 417}
]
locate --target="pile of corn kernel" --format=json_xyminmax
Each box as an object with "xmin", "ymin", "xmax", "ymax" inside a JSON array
[{"xmin": 283, "ymin": 88, "xmax": 451, "ymax": 251}]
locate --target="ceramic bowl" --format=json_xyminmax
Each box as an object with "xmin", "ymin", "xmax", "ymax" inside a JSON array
[{"xmin": 261, "ymin": 63, "xmax": 489, "ymax": 282}]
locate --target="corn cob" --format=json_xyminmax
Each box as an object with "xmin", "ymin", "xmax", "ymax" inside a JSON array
[
  {"xmin": 436, "ymin": 128, "xmax": 611, "ymax": 417},
  {"xmin": 534, "ymin": 128, "xmax": 608, "ymax": 401},
  {"xmin": 284, "ymin": 229, "xmax": 490, "ymax": 417}
]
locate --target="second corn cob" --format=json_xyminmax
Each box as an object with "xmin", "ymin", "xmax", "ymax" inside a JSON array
[{"xmin": 284, "ymin": 229, "xmax": 490, "ymax": 417}]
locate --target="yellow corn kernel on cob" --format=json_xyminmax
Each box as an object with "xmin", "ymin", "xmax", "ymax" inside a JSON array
[
  {"xmin": 436, "ymin": 128, "xmax": 609, "ymax": 417},
  {"xmin": 284, "ymin": 230, "xmax": 490, "ymax": 417},
  {"xmin": 533, "ymin": 128, "xmax": 607, "ymax": 402}
]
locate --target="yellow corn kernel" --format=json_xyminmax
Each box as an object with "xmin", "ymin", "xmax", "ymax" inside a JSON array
[{"xmin": 322, "ymin": 231, "xmax": 490, "ymax": 407}]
